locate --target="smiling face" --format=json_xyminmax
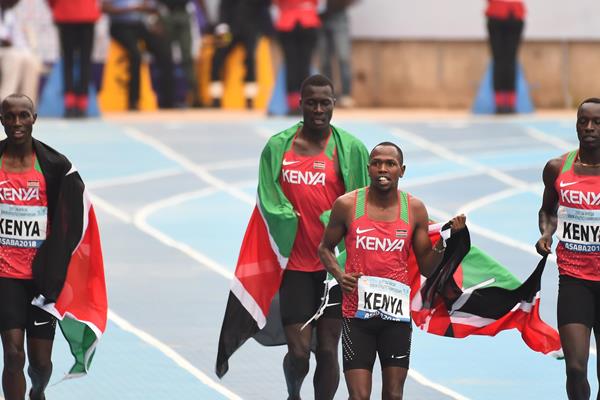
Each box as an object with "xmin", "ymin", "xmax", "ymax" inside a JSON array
[
  {"xmin": 368, "ymin": 145, "xmax": 405, "ymax": 192},
  {"xmin": 0, "ymin": 96, "xmax": 36, "ymax": 147},
  {"xmin": 576, "ymin": 102, "xmax": 600, "ymax": 150},
  {"xmin": 300, "ymin": 84, "xmax": 335, "ymax": 134}
]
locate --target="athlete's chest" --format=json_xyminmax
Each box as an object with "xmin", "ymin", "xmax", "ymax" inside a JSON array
[{"xmin": 556, "ymin": 171, "xmax": 600, "ymax": 208}]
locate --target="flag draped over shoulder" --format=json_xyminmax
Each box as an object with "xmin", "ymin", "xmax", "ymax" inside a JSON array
[
  {"xmin": 409, "ymin": 223, "xmax": 561, "ymax": 356},
  {"xmin": 216, "ymin": 123, "xmax": 369, "ymax": 378},
  {"xmin": 0, "ymin": 139, "xmax": 108, "ymax": 378}
]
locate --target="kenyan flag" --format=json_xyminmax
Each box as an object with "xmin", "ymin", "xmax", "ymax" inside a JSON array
[
  {"xmin": 215, "ymin": 123, "xmax": 370, "ymax": 378},
  {"xmin": 409, "ymin": 223, "xmax": 562, "ymax": 356},
  {"xmin": 34, "ymin": 190, "xmax": 107, "ymax": 377}
]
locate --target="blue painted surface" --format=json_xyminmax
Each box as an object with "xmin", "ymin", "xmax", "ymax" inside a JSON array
[{"xmin": 472, "ymin": 62, "xmax": 534, "ymax": 114}]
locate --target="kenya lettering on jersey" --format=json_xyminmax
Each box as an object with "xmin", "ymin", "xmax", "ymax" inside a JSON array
[
  {"xmin": 343, "ymin": 187, "xmax": 413, "ymax": 318},
  {"xmin": 0, "ymin": 155, "xmax": 48, "ymax": 280},
  {"xmin": 279, "ymin": 133, "xmax": 345, "ymax": 272},
  {"xmin": 554, "ymin": 151, "xmax": 600, "ymax": 281}
]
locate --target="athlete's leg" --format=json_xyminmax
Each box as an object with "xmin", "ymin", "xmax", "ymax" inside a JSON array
[
  {"xmin": 381, "ymin": 367, "xmax": 408, "ymax": 400},
  {"xmin": 314, "ymin": 317, "xmax": 341, "ymax": 400},
  {"xmin": 345, "ymin": 369, "xmax": 372, "ymax": 400},
  {"xmin": 283, "ymin": 323, "xmax": 312, "ymax": 400},
  {"xmin": 27, "ymin": 337, "xmax": 53, "ymax": 400},
  {"xmin": 560, "ymin": 323, "xmax": 591, "ymax": 400},
  {"xmin": 1, "ymin": 329, "xmax": 26, "ymax": 400}
]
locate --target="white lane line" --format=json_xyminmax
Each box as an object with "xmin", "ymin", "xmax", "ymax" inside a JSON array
[
  {"xmin": 133, "ymin": 188, "xmax": 234, "ymax": 280},
  {"xmin": 123, "ymin": 127, "xmax": 254, "ymax": 206},
  {"xmin": 204, "ymin": 158, "xmax": 258, "ymax": 171},
  {"xmin": 525, "ymin": 127, "xmax": 575, "ymax": 151},
  {"xmin": 88, "ymin": 168, "xmax": 184, "ymax": 190},
  {"xmin": 457, "ymin": 188, "xmax": 527, "ymax": 216},
  {"xmin": 392, "ymin": 128, "xmax": 533, "ymax": 192},
  {"xmin": 108, "ymin": 310, "xmax": 241, "ymax": 400},
  {"xmin": 90, "ymin": 194, "xmax": 132, "ymax": 224},
  {"xmin": 408, "ymin": 370, "xmax": 470, "ymax": 400}
]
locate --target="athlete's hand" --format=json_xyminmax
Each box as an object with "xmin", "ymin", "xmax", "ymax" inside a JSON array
[
  {"xmin": 337, "ymin": 272, "xmax": 361, "ymax": 294},
  {"xmin": 449, "ymin": 214, "xmax": 466, "ymax": 233},
  {"xmin": 535, "ymin": 235, "xmax": 553, "ymax": 256}
]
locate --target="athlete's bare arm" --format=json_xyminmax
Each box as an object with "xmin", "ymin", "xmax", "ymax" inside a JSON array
[
  {"xmin": 318, "ymin": 193, "xmax": 361, "ymax": 294},
  {"xmin": 536, "ymin": 158, "xmax": 561, "ymax": 256},
  {"xmin": 411, "ymin": 197, "xmax": 466, "ymax": 278}
]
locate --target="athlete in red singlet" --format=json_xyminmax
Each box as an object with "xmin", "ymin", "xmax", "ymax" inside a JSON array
[
  {"xmin": 319, "ymin": 142, "xmax": 466, "ymax": 399},
  {"xmin": 537, "ymin": 98, "xmax": 600, "ymax": 400},
  {"xmin": 0, "ymin": 95, "xmax": 56, "ymax": 400},
  {"xmin": 277, "ymin": 74, "xmax": 369, "ymax": 400}
]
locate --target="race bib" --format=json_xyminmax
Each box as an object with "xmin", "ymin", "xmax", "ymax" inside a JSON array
[
  {"xmin": 0, "ymin": 203, "xmax": 47, "ymax": 248},
  {"xmin": 356, "ymin": 276, "xmax": 410, "ymax": 322},
  {"xmin": 556, "ymin": 206, "xmax": 600, "ymax": 252}
]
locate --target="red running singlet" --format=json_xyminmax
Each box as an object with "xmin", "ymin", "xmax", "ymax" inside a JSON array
[
  {"xmin": 342, "ymin": 188, "xmax": 413, "ymax": 318},
  {"xmin": 280, "ymin": 131, "xmax": 345, "ymax": 272},
  {"xmin": 0, "ymin": 155, "xmax": 48, "ymax": 279},
  {"xmin": 554, "ymin": 150, "xmax": 600, "ymax": 281}
]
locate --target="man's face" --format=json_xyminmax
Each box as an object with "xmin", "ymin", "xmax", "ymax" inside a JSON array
[
  {"xmin": 0, "ymin": 97, "xmax": 36, "ymax": 146},
  {"xmin": 300, "ymin": 85, "xmax": 335, "ymax": 131},
  {"xmin": 576, "ymin": 102, "xmax": 600, "ymax": 149},
  {"xmin": 368, "ymin": 145, "xmax": 405, "ymax": 192}
]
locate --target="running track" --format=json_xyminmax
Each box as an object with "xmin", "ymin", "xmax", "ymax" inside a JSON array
[{"xmin": 0, "ymin": 111, "xmax": 595, "ymax": 399}]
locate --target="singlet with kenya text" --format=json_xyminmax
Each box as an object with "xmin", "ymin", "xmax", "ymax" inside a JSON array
[
  {"xmin": 279, "ymin": 131, "xmax": 345, "ymax": 272},
  {"xmin": 342, "ymin": 188, "xmax": 412, "ymax": 318},
  {"xmin": 554, "ymin": 150, "xmax": 600, "ymax": 280},
  {"xmin": 0, "ymin": 154, "xmax": 48, "ymax": 279}
]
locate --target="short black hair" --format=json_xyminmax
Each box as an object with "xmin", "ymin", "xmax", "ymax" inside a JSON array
[
  {"xmin": 300, "ymin": 74, "xmax": 335, "ymax": 98},
  {"xmin": 578, "ymin": 97, "xmax": 600, "ymax": 110},
  {"xmin": 370, "ymin": 142, "xmax": 404, "ymax": 164},
  {"xmin": 1, "ymin": 94, "xmax": 35, "ymax": 114}
]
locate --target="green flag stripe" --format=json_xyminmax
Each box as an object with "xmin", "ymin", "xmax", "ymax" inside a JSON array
[
  {"xmin": 561, "ymin": 150, "xmax": 578, "ymax": 173},
  {"xmin": 355, "ymin": 188, "xmax": 366, "ymax": 220},
  {"xmin": 59, "ymin": 318, "xmax": 98, "ymax": 375},
  {"xmin": 460, "ymin": 246, "xmax": 521, "ymax": 290},
  {"xmin": 325, "ymin": 133, "xmax": 336, "ymax": 160},
  {"xmin": 400, "ymin": 191, "xmax": 409, "ymax": 223}
]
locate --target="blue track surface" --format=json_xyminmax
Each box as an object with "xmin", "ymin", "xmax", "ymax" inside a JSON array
[{"xmin": 0, "ymin": 112, "xmax": 595, "ymax": 400}]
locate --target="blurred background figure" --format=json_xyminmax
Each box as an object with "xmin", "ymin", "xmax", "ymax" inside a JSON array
[
  {"xmin": 317, "ymin": 0, "xmax": 355, "ymax": 108},
  {"xmin": 47, "ymin": 0, "xmax": 101, "ymax": 118},
  {"xmin": 272, "ymin": 0, "xmax": 320, "ymax": 115},
  {"xmin": 208, "ymin": 0, "xmax": 267, "ymax": 109},
  {"xmin": 0, "ymin": 0, "xmax": 42, "ymax": 104},
  {"xmin": 158, "ymin": 0, "xmax": 205, "ymax": 107},
  {"xmin": 102, "ymin": 0, "xmax": 175, "ymax": 110},
  {"xmin": 486, "ymin": 0, "xmax": 525, "ymax": 114}
]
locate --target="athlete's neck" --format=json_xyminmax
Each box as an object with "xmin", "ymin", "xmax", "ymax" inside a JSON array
[
  {"xmin": 300, "ymin": 126, "xmax": 330, "ymax": 144},
  {"xmin": 368, "ymin": 186, "xmax": 398, "ymax": 210},
  {"xmin": 3, "ymin": 141, "xmax": 34, "ymax": 170},
  {"xmin": 578, "ymin": 147, "xmax": 600, "ymax": 167}
]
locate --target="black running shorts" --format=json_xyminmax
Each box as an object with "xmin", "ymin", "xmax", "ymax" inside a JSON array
[
  {"xmin": 558, "ymin": 274, "xmax": 600, "ymax": 329},
  {"xmin": 342, "ymin": 317, "xmax": 411, "ymax": 372},
  {"xmin": 279, "ymin": 270, "xmax": 341, "ymax": 326},
  {"xmin": 0, "ymin": 278, "xmax": 57, "ymax": 339}
]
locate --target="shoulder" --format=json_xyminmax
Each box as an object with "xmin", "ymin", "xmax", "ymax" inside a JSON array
[
  {"xmin": 331, "ymin": 125, "xmax": 365, "ymax": 147},
  {"xmin": 33, "ymin": 139, "xmax": 71, "ymax": 172},
  {"xmin": 542, "ymin": 154, "xmax": 567, "ymax": 181},
  {"xmin": 407, "ymin": 194, "xmax": 427, "ymax": 220}
]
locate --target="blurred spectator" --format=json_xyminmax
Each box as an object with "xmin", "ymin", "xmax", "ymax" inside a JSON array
[
  {"xmin": 318, "ymin": 0, "xmax": 355, "ymax": 108},
  {"xmin": 102, "ymin": 0, "xmax": 175, "ymax": 110},
  {"xmin": 158, "ymin": 0, "xmax": 206, "ymax": 107},
  {"xmin": 0, "ymin": 0, "xmax": 42, "ymax": 104},
  {"xmin": 272, "ymin": 0, "xmax": 320, "ymax": 115},
  {"xmin": 47, "ymin": 0, "xmax": 101, "ymax": 118},
  {"xmin": 486, "ymin": 0, "xmax": 525, "ymax": 114},
  {"xmin": 209, "ymin": 0, "xmax": 268, "ymax": 109}
]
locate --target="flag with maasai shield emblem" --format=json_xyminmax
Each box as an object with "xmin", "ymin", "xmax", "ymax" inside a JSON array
[
  {"xmin": 408, "ymin": 223, "xmax": 562, "ymax": 356},
  {"xmin": 215, "ymin": 123, "xmax": 369, "ymax": 378}
]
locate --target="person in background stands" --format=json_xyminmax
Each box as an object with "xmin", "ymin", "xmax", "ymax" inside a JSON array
[
  {"xmin": 47, "ymin": 0, "xmax": 101, "ymax": 118},
  {"xmin": 272, "ymin": 0, "xmax": 321, "ymax": 115},
  {"xmin": 0, "ymin": 0, "xmax": 41, "ymax": 105},
  {"xmin": 485, "ymin": 0, "xmax": 525, "ymax": 114}
]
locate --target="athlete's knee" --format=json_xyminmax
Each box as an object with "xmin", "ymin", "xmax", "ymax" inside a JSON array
[
  {"xmin": 566, "ymin": 364, "xmax": 587, "ymax": 384},
  {"xmin": 315, "ymin": 346, "xmax": 337, "ymax": 366},
  {"xmin": 3, "ymin": 345, "xmax": 25, "ymax": 372},
  {"xmin": 348, "ymin": 387, "xmax": 370, "ymax": 400},
  {"xmin": 382, "ymin": 387, "xmax": 404, "ymax": 400},
  {"xmin": 28, "ymin": 357, "xmax": 52, "ymax": 375}
]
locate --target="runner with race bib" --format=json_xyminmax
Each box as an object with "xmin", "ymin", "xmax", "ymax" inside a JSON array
[{"xmin": 319, "ymin": 142, "xmax": 466, "ymax": 399}]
